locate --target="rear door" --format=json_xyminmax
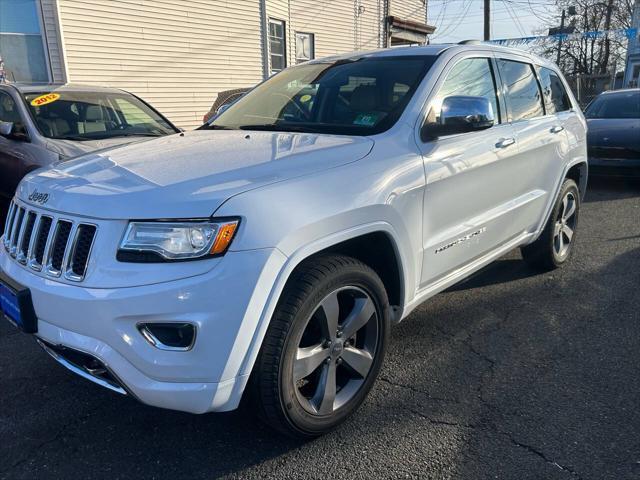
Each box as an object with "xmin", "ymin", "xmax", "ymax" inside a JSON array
[
  {"xmin": 494, "ymin": 56, "xmax": 571, "ymax": 229},
  {"xmin": 416, "ymin": 54, "xmax": 525, "ymax": 287},
  {"xmin": 537, "ymin": 66, "xmax": 586, "ymax": 191}
]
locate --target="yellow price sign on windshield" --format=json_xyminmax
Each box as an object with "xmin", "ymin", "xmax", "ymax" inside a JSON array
[{"xmin": 30, "ymin": 93, "xmax": 60, "ymax": 107}]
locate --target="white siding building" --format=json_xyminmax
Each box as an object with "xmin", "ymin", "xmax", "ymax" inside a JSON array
[
  {"xmin": 623, "ymin": 1, "xmax": 640, "ymax": 88},
  {"xmin": 1, "ymin": 0, "xmax": 434, "ymax": 129}
]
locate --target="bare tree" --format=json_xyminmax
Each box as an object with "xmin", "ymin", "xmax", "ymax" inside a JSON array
[{"xmin": 535, "ymin": 0, "xmax": 633, "ymax": 75}]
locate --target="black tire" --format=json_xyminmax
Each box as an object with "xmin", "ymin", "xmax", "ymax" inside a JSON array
[
  {"xmin": 251, "ymin": 254, "xmax": 390, "ymax": 438},
  {"xmin": 521, "ymin": 178, "xmax": 580, "ymax": 271}
]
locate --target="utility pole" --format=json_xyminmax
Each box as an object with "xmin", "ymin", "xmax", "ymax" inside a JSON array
[
  {"xmin": 556, "ymin": 9, "xmax": 566, "ymax": 65},
  {"xmin": 484, "ymin": 0, "xmax": 490, "ymax": 41},
  {"xmin": 600, "ymin": 0, "xmax": 615, "ymax": 73}
]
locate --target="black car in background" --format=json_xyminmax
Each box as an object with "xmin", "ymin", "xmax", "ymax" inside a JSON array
[{"xmin": 585, "ymin": 89, "xmax": 640, "ymax": 176}]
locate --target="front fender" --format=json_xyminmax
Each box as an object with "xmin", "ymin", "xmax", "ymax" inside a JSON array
[{"xmin": 218, "ymin": 220, "xmax": 411, "ymax": 411}]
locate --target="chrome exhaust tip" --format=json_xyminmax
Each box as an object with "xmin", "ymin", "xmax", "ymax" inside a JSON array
[{"xmin": 36, "ymin": 338, "xmax": 128, "ymax": 396}]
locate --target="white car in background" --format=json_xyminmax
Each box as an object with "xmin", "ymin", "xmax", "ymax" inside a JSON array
[
  {"xmin": 0, "ymin": 84, "xmax": 179, "ymax": 209},
  {"xmin": 0, "ymin": 44, "xmax": 587, "ymax": 437}
]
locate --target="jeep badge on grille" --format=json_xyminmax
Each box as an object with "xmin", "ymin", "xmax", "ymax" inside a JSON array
[{"xmin": 28, "ymin": 190, "xmax": 49, "ymax": 205}]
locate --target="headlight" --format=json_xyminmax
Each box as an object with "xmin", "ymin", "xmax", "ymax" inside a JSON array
[{"xmin": 118, "ymin": 219, "xmax": 239, "ymax": 262}]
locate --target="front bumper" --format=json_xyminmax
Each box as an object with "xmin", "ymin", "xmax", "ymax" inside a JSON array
[{"xmin": 1, "ymin": 246, "xmax": 287, "ymax": 413}]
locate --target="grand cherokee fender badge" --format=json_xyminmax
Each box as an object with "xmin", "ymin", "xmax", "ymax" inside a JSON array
[
  {"xmin": 435, "ymin": 227, "xmax": 487, "ymax": 254},
  {"xmin": 28, "ymin": 189, "xmax": 49, "ymax": 205}
]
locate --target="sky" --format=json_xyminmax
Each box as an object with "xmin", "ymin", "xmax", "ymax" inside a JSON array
[{"xmin": 427, "ymin": 0, "xmax": 559, "ymax": 44}]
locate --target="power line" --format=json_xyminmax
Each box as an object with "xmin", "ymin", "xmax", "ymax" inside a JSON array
[{"xmin": 432, "ymin": 0, "xmax": 475, "ymax": 39}]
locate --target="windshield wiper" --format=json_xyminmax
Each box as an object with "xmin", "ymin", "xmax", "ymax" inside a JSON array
[
  {"xmin": 54, "ymin": 135, "xmax": 93, "ymax": 141},
  {"xmin": 55, "ymin": 132, "xmax": 164, "ymax": 141},
  {"xmin": 115, "ymin": 132, "xmax": 165, "ymax": 137},
  {"xmin": 237, "ymin": 124, "xmax": 316, "ymax": 133},
  {"xmin": 199, "ymin": 124, "xmax": 233, "ymax": 130}
]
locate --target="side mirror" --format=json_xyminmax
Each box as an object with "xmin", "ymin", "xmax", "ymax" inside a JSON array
[
  {"xmin": 0, "ymin": 121, "xmax": 12, "ymax": 136},
  {"xmin": 421, "ymin": 95, "xmax": 494, "ymax": 141},
  {"xmin": 0, "ymin": 121, "xmax": 29, "ymax": 142}
]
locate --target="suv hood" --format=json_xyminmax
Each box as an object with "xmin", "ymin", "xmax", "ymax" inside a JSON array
[{"xmin": 18, "ymin": 130, "xmax": 374, "ymax": 219}]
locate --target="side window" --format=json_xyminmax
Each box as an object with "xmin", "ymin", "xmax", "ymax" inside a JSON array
[
  {"xmin": 0, "ymin": 92, "xmax": 22, "ymax": 124},
  {"xmin": 538, "ymin": 67, "xmax": 572, "ymax": 114},
  {"xmin": 114, "ymin": 98, "xmax": 152, "ymax": 126},
  {"xmin": 498, "ymin": 60, "xmax": 544, "ymax": 121},
  {"xmin": 425, "ymin": 57, "xmax": 500, "ymax": 126}
]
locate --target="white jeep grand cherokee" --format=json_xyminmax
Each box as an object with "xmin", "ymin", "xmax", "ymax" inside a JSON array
[{"xmin": 0, "ymin": 44, "xmax": 587, "ymax": 437}]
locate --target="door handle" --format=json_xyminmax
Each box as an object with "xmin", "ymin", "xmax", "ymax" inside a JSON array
[
  {"xmin": 495, "ymin": 137, "xmax": 515, "ymax": 149},
  {"xmin": 550, "ymin": 125, "xmax": 565, "ymax": 134}
]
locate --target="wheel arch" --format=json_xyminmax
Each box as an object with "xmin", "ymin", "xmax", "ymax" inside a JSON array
[
  {"xmin": 222, "ymin": 223, "xmax": 409, "ymax": 410},
  {"xmin": 305, "ymin": 230, "xmax": 404, "ymax": 312},
  {"xmin": 565, "ymin": 161, "xmax": 588, "ymax": 200}
]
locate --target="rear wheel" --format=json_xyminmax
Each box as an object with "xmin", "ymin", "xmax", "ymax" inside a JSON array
[
  {"xmin": 252, "ymin": 255, "xmax": 389, "ymax": 438},
  {"xmin": 521, "ymin": 178, "xmax": 580, "ymax": 270}
]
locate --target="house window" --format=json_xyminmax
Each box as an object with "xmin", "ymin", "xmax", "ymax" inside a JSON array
[
  {"xmin": 0, "ymin": 0, "xmax": 50, "ymax": 82},
  {"xmin": 295, "ymin": 32, "xmax": 314, "ymax": 64},
  {"xmin": 269, "ymin": 19, "xmax": 286, "ymax": 74}
]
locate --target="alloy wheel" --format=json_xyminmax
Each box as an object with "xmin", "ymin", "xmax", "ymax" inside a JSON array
[
  {"xmin": 293, "ymin": 286, "xmax": 379, "ymax": 415},
  {"xmin": 553, "ymin": 191, "xmax": 577, "ymax": 259}
]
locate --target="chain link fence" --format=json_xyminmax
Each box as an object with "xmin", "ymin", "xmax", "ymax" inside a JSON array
[{"xmin": 564, "ymin": 73, "xmax": 618, "ymax": 108}]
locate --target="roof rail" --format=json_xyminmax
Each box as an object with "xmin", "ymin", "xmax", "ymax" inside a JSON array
[{"xmin": 458, "ymin": 40, "xmax": 483, "ymax": 45}]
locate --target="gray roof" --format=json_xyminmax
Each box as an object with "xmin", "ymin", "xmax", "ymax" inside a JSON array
[{"xmin": 307, "ymin": 42, "xmax": 554, "ymax": 68}]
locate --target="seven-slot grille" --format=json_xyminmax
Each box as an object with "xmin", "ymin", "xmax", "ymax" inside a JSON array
[{"xmin": 2, "ymin": 201, "xmax": 97, "ymax": 282}]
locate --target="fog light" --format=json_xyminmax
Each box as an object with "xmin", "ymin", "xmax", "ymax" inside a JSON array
[{"xmin": 138, "ymin": 323, "xmax": 196, "ymax": 351}]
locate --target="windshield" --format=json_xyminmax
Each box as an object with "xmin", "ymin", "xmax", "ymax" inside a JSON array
[
  {"xmin": 23, "ymin": 90, "xmax": 177, "ymax": 140},
  {"xmin": 207, "ymin": 56, "xmax": 436, "ymax": 136},
  {"xmin": 584, "ymin": 91, "xmax": 640, "ymax": 119}
]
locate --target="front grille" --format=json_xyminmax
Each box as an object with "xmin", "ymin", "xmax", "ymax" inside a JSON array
[
  {"xmin": 70, "ymin": 225, "xmax": 97, "ymax": 278},
  {"xmin": 33, "ymin": 216, "xmax": 53, "ymax": 267},
  {"xmin": 9, "ymin": 207, "xmax": 25, "ymax": 257},
  {"xmin": 2, "ymin": 200, "xmax": 97, "ymax": 282},
  {"xmin": 48, "ymin": 220, "xmax": 72, "ymax": 274},
  {"xmin": 17, "ymin": 212, "xmax": 37, "ymax": 264}
]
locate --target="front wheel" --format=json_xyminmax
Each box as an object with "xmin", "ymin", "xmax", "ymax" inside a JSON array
[
  {"xmin": 521, "ymin": 178, "xmax": 580, "ymax": 271},
  {"xmin": 252, "ymin": 255, "xmax": 390, "ymax": 438}
]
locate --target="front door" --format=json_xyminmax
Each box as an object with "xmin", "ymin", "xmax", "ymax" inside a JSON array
[{"xmin": 416, "ymin": 55, "xmax": 532, "ymax": 288}]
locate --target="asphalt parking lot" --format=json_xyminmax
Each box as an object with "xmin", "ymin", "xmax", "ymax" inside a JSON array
[{"xmin": 1, "ymin": 176, "xmax": 639, "ymax": 480}]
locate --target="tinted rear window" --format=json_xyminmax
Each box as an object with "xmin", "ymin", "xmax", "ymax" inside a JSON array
[{"xmin": 538, "ymin": 67, "xmax": 572, "ymax": 114}]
